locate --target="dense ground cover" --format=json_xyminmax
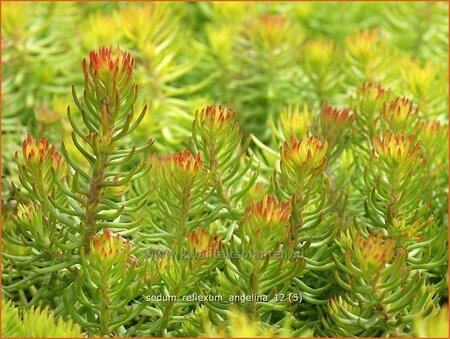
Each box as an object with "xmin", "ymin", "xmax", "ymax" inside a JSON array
[{"xmin": 1, "ymin": 2, "xmax": 448, "ymax": 338}]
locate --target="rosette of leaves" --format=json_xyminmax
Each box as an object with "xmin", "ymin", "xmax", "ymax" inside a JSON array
[
  {"xmin": 191, "ymin": 105, "xmax": 259, "ymax": 222},
  {"xmin": 3, "ymin": 47, "xmax": 152, "ymax": 336},
  {"xmin": 263, "ymin": 101, "xmax": 355, "ymax": 185},
  {"xmin": 270, "ymin": 104, "xmax": 311, "ymax": 146},
  {"xmin": 145, "ymin": 150, "xmax": 212, "ymax": 252},
  {"xmin": 212, "ymin": 196, "xmax": 305, "ymax": 321},
  {"xmin": 1, "ymin": 3, "xmax": 449, "ymax": 337},
  {"xmin": 343, "ymin": 29, "xmax": 398, "ymax": 90},
  {"xmin": 74, "ymin": 3, "xmax": 214, "ymax": 151},
  {"xmin": 67, "ymin": 46, "xmax": 153, "ymax": 244},
  {"xmin": 379, "ymin": 97, "xmax": 421, "ymax": 136},
  {"xmin": 271, "ymin": 136, "xmax": 339, "ymax": 329},
  {"xmin": 113, "ymin": 3, "xmax": 214, "ymax": 150},
  {"xmin": 344, "ymin": 83, "xmax": 391, "ymax": 215},
  {"xmin": 325, "ymin": 231, "xmax": 441, "ymax": 337},
  {"xmin": 259, "ymin": 104, "xmax": 312, "ymax": 176},
  {"xmin": 350, "ymin": 82, "xmax": 393, "ymax": 147},
  {"xmin": 3, "ymin": 135, "xmax": 77, "ymax": 305},
  {"xmin": 274, "ymin": 136, "xmax": 328, "ymax": 199},
  {"xmin": 363, "ymin": 133, "xmax": 447, "ymax": 274},
  {"xmin": 348, "ymin": 87, "xmax": 448, "ymax": 288},
  {"xmin": 318, "ymin": 102, "xmax": 355, "ymax": 165},
  {"xmin": 131, "ymin": 105, "xmax": 259, "ymax": 336},
  {"xmin": 1, "ymin": 2, "xmax": 81, "ymax": 207},
  {"xmin": 64, "ymin": 229, "xmax": 147, "ymax": 336}
]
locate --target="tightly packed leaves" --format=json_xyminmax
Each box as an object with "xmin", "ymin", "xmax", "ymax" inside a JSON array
[{"xmin": 2, "ymin": 2, "xmax": 448, "ymax": 338}]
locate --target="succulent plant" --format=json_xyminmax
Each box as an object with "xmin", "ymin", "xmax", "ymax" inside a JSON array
[{"xmin": 2, "ymin": 2, "xmax": 448, "ymax": 338}]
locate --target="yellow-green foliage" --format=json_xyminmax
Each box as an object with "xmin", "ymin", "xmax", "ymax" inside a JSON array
[
  {"xmin": 414, "ymin": 304, "xmax": 449, "ymax": 338},
  {"xmin": 1, "ymin": 2, "xmax": 448, "ymax": 338},
  {"xmin": 2, "ymin": 299, "xmax": 82, "ymax": 338}
]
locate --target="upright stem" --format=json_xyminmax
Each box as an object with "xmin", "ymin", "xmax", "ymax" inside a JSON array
[
  {"xmin": 176, "ymin": 189, "xmax": 190, "ymax": 254},
  {"xmin": 84, "ymin": 152, "xmax": 109, "ymax": 250},
  {"xmin": 158, "ymin": 284, "xmax": 181, "ymax": 337}
]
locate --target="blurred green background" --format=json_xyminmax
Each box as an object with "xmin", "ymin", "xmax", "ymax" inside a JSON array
[{"xmin": 2, "ymin": 0, "xmax": 448, "ymax": 208}]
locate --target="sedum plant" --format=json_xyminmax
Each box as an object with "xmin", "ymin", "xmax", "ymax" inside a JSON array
[
  {"xmin": 2, "ymin": 298, "xmax": 82, "ymax": 338},
  {"xmin": 4, "ymin": 47, "xmax": 152, "ymax": 337},
  {"xmin": 3, "ymin": 45, "xmax": 448, "ymax": 338},
  {"xmin": 2, "ymin": 2, "xmax": 448, "ymax": 338}
]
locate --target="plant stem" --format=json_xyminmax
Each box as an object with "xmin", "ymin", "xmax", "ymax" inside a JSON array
[{"xmin": 84, "ymin": 152, "xmax": 109, "ymax": 250}]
